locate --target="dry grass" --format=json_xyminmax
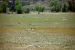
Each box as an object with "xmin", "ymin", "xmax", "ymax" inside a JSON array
[{"xmin": 0, "ymin": 13, "xmax": 75, "ymax": 50}]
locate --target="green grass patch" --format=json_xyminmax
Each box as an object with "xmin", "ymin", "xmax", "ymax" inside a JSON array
[{"xmin": 0, "ymin": 13, "xmax": 75, "ymax": 29}]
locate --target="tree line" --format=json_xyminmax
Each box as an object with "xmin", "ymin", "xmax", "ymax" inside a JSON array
[{"xmin": 0, "ymin": 0, "xmax": 75, "ymax": 14}]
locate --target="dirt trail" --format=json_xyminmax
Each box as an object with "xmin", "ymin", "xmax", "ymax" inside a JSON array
[{"xmin": 0, "ymin": 28, "xmax": 75, "ymax": 33}]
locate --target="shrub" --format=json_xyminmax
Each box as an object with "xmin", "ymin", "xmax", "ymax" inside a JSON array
[
  {"xmin": 62, "ymin": 2, "xmax": 69, "ymax": 12},
  {"xmin": 50, "ymin": 0, "xmax": 61, "ymax": 12},
  {"xmin": 16, "ymin": 0, "xmax": 23, "ymax": 14},
  {"xmin": 68, "ymin": 0, "xmax": 75, "ymax": 12},
  {"xmin": 16, "ymin": 4, "xmax": 22, "ymax": 14},
  {"xmin": 1, "ymin": 3, "xmax": 7, "ymax": 13},
  {"xmin": 35, "ymin": 4, "xmax": 45, "ymax": 14},
  {"xmin": 22, "ymin": 6, "xmax": 30, "ymax": 13}
]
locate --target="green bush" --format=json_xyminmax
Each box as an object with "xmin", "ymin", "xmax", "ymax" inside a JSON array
[
  {"xmin": 16, "ymin": 4, "xmax": 22, "ymax": 14},
  {"xmin": 16, "ymin": 0, "xmax": 23, "ymax": 14},
  {"xmin": 35, "ymin": 4, "xmax": 45, "ymax": 14},
  {"xmin": 1, "ymin": 3, "xmax": 7, "ymax": 13},
  {"xmin": 22, "ymin": 6, "xmax": 30, "ymax": 13},
  {"xmin": 62, "ymin": 2, "xmax": 69, "ymax": 12},
  {"xmin": 50, "ymin": 0, "xmax": 61, "ymax": 12}
]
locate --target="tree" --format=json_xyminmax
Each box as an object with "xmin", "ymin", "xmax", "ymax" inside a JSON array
[
  {"xmin": 68, "ymin": 0, "xmax": 75, "ymax": 12},
  {"xmin": 1, "ymin": 0, "xmax": 8, "ymax": 13},
  {"xmin": 49, "ymin": 0, "xmax": 61, "ymax": 12},
  {"xmin": 62, "ymin": 2, "xmax": 69, "ymax": 12},
  {"xmin": 8, "ymin": 0, "xmax": 16, "ymax": 12}
]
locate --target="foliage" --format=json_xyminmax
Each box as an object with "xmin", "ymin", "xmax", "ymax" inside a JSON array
[
  {"xmin": 35, "ymin": 4, "xmax": 45, "ymax": 14},
  {"xmin": 0, "ymin": 4, "xmax": 2, "ymax": 13},
  {"xmin": 2, "ymin": 3, "xmax": 7, "ymax": 13},
  {"xmin": 8, "ymin": 1, "xmax": 15, "ymax": 12},
  {"xmin": 49, "ymin": 0, "xmax": 61, "ymax": 12},
  {"xmin": 68, "ymin": 0, "xmax": 75, "ymax": 12},
  {"xmin": 16, "ymin": 0, "xmax": 23, "ymax": 14},
  {"xmin": 0, "ymin": 0, "xmax": 8, "ymax": 13},
  {"xmin": 62, "ymin": 2, "xmax": 69, "ymax": 12},
  {"xmin": 22, "ymin": 6, "xmax": 30, "ymax": 13},
  {"xmin": 0, "ymin": 0, "xmax": 11, "ymax": 13}
]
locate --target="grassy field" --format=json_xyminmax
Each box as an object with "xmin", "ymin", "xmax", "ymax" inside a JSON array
[{"xmin": 0, "ymin": 13, "xmax": 75, "ymax": 50}]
